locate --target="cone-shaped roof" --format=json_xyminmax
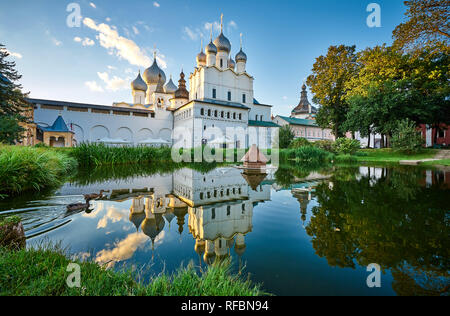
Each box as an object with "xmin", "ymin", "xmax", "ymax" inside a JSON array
[{"xmin": 241, "ymin": 145, "xmax": 269, "ymax": 164}]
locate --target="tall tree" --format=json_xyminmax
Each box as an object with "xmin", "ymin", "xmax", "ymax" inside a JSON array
[
  {"xmin": 393, "ymin": 0, "xmax": 450, "ymax": 51},
  {"xmin": 0, "ymin": 44, "xmax": 30, "ymax": 144},
  {"xmin": 307, "ymin": 45, "xmax": 358, "ymax": 138}
]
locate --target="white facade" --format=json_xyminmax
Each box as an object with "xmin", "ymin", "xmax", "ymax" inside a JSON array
[{"xmin": 30, "ymin": 16, "xmax": 279, "ymax": 150}]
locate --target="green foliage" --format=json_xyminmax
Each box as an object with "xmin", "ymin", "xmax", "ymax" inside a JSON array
[
  {"xmin": 0, "ymin": 244, "xmax": 265, "ymax": 296},
  {"xmin": 332, "ymin": 138, "xmax": 361, "ymax": 155},
  {"xmin": 391, "ymin": 119, "xmax": 425, "ymax": 154},
  {"xmin": 0, "ymin": 44, "xmax": 31, "ymax": 144},
  {"xmin": 307, "ymin": 45, "xmax": 358, "ymax": 137},
  {"xmin": 0, "ymin": 145, "xmax": 77, "ymax": 196},
  {"xmin": 277, "ymin": 125, "xmax": 295, "ymax": 149},
  {"xmin": 313, "ymin": 140, "xmax": 335, "ymax": 153},
  {"xmin": 289, "ymin": 137, "xmax": 311, "ymax": 149},
  {"xmin": 0, "ymin": 115, "xmax": 25, "ymax": 145}
]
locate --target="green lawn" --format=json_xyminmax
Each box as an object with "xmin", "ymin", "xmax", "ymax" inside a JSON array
[
  {"xmin": 421, "ymin": 159, "xmax": 450, "ymax": 166},
  {"xmin": 0, "ymin": 244, "xmax": 266, "ymax": 296},
  {"xmin": 355, "ymin": 149, "xmax": 438, "ymax": 163}
]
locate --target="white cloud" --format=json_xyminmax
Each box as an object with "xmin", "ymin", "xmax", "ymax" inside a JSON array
[
  {"xmin": 5, "ymin": 49, "xmax": 22, "ymax": 59},
  {"xmin": 85, "ymin": 81, "xmax": 104, "ymax": 92},
  {"xmin": 282, "ymin": 96, "xmax": 288, "ymax": 101},
  {"xmin": 89, "ymin": 2, "xmax": 96, "ymax": 9},
  {"xmin": 105, "ymin": 17, "xmax": 111, "ymax": 22},
  {"xmin": 82, "ymin": 37, "xmax": 95, "ymax": 46},
  {"xmin": 74, "ymin": 36, "xmax": 95, "ymax": 46},
  {"xmin": 204, "ymin": 21, "xmax": 221, "ymax": 34},
  {"xmin": 97, "ymin": 71, "xmax": 128, "ymax": 91},
  {"xmin": 83, "ymin": 17, "xmax": 153, "ymax": 68},
  {"xmin": 107, "ymin": 65, "xmax": 117, "ymax": 70},
  {"xmin": 52, "ymin": 38, "xmax": 62, "ymax": 46},
  {"xmin": 183, "ymin": 26, "xmax": 199, "ymax": 41},
  {"xmin": 153, "ymin": 2, "xmax": 160, "ymax": 8},
  {"xmin": 132, "ymin": 26, "xmax": 139, "ymax": 35}
]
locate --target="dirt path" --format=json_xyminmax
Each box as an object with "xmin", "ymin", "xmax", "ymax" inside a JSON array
[{"xmin": 434, "ymin": 150, "xmax": 450, "ymax": 160}]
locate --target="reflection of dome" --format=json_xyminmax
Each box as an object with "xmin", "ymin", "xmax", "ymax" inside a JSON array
[
  {"xmin": 195, "ymin": 239, "xmax": 205, "ymax": 255},
  {"xmin": 163, "ymin": 210, "xmax": 176, "ymax": 226},
  {"xmin": 129, "ymin": 212, "xmax": 146, "ymax": 232},
  {"xmin": 234, "ymin": 244, "xmax": 246, "ymax": 257},
  {"xmin": 141, "ymin": 214, "xmax": 165, "ymax": 243},
  {"xmin": 163, "ymin": 77, "xmax": 177, "ymax": 94},
  {"xmin": 131, "ymin": 72, "xmax": 148, "ymax": 92},
  {"xmin": 143, "ymin": 58, "xmax": 166, "ymax": 85},
  {"xmin": 213, "ymin": 32, "xmax": 231, "ymax": 53},
  {"xmin": 173, "ymin": 207, "xmax": 188, "ymax": 235}
]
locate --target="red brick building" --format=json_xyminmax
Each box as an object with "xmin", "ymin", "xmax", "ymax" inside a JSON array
[{"xmin": 420, "ymin": 124, "xmax": 450, "ymax": 148}]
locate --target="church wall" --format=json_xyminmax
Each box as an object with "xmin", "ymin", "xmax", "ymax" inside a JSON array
[{"xmin": 33, "ymin": 103, "xmax": 173, "ymax": 146}]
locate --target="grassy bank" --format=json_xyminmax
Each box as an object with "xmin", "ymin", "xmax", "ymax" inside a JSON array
[
  {"xmin": 421, "ymin": 159, "xmax": 450, "ymax": 166},
  {"xmin": 71, "ymin": 143, "xmax": 173, "ymax": 167},
  {"xmin": 354, "ymin": 149, "xmax": 437, "ymax": 163},
  {"xmin": 0, "ymin": 244, "xmax": 265, "ymax": 296},
  {"xmin": 0, "ymin": 146, "xmax": 77, "ymax": 198}
]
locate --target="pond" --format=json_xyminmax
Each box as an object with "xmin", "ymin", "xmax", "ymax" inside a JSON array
[{"xmin": 1, "ymin": 163, "xmax": 449, "ymax": 296}]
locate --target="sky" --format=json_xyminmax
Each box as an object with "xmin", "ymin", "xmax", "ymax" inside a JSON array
[{"xmin": 0, "ymin": 0, "xmax": 408, "ymax": 117}]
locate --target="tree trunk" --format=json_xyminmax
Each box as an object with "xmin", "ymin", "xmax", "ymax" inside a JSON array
[
  {"xmin": 386, "ymin": 134, "xmax": 391, "ymax": 148},
  {"xmin": 367, "ymin": 128, "xmax": 371, "ymax": 148},
  {"xmin": 380, "ymin": 134, "xmax": 385, "ymax": 148}
]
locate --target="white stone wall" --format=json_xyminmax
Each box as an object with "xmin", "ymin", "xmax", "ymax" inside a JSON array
[{"xmin": 34, "ymin": 103, "xmax": 173, "ymax": 146}]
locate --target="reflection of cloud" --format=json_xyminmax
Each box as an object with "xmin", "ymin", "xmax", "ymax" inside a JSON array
[
  {"xmin": 95, "ymin": 232, "xmax": 148, "ymax": 267},
  {"xmin": 97, "ymin": 205, "xmax": 128, "ymax": 229}
]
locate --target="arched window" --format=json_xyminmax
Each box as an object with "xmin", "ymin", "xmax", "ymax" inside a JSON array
[
  {"xmin": 227, "ymin": 112, "xmax": 230, "ymax": 119},
  {"xmin": 238, "ymin": 113, "xmax": 242, "ymax": 120},
  {"xmin": 201, "ymin": 108, "xmax": 204, "ymax": 116},
  {"xmin": 233, "ymin": 113, "xmax": 236, "ymax": 120},
  {"xmin": 214, "ymin": 110, "xmax": 218, "ymax": 117},
  {"xmin": 208, "ymin": 109, "xmax": 211, "ymax": 116},
  {"xmin": 221, "ymin": 111, "xmax": 224, "ymax": 118},
  {"xmin": 227, "ymin": 91, "xmax": 231, "ymax": 101}
]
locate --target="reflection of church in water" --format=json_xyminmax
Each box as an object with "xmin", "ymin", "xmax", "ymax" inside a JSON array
[{"xmin": 124, "ymin": 167, "xmax": 273, "ymax": 264}]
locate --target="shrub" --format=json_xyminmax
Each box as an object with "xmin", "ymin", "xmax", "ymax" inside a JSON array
[
  {"xmin": 0, "ymin": 146, "xmax": 77, "ymax": 196},
  {"xmin": 332, "ymin": 138, "xmax": 361, "ymax": 155},
  {"xmin": 313, "ymin": 140, "xmax": 335, "ymax": 153},
  {"xmin": 391, "ymin": 119, "xmax": 424, "ymax": 154},
  {"xmin": 289, "ymin": 138, "xmax": 312, "ymax": 149},
  {"xmin": 277, "ymin": 125, "xmax": 295, "ymax": 149},
  {"xmin": 335, "ymin": 154, "xmax": 357, "ymax": 164},
  {"xmin": 283, "ymin": 146, "xmax": 334, "ymax": 163}
]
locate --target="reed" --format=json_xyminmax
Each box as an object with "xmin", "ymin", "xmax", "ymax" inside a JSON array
[
  {"xmin": 0, "ymin": 145, "xmax": 77, "ymax": 197},
  {"xmin": 70, "ymin": 143, "xmax": 173, "ymax": 167}
]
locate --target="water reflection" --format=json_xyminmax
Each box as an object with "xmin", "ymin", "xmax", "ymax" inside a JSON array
[
  {"xmin": 1, "ymin": 163, "xmax": 448, "ymax": 296},
  {"xmin": 306, "ymin": 166, "xmax": 450, "ymax": 296}
]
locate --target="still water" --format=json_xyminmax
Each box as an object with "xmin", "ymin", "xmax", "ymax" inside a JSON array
[{"xmin": 1, "ymin": 164, "xmax": 449, "ymax": 296}]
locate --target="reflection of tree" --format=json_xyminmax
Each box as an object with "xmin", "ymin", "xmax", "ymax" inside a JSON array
[
  {"xmin": 275, "ymin": 163, "xmax": 333, "ymax": 188},
  {"xmin": 306, "ymin": 167, "xmax": 449, "ymax": 296}
]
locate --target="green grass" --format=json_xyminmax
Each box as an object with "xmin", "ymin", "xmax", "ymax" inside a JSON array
[
  {"xmin": 0, "ymin": 244, "xmax": 266, "ymax": 296},
  {"xmin": 354, "ymin": 148, "xmax": 437, "ymax": 163},
  {"xmin": 421, "ymin": 159, "xmax": 450, "ymax": 166},
  {"xmin": 0, "ymin": 145, "xmax": 77, "ymax": 197}
]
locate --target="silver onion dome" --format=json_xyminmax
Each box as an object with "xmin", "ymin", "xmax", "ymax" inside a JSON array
[
  {"xmin": 143, "ymin": 59, "xmax": 166, "ymax": 85},
  {"xmin": 228, "ymin": 57, "xmax": 235, "ymax": 69},
  {"xmin": 206, "ymin": 41, "xmax": 217, "ymax": 54},
  {"xmin": 131, "ymin": 72, "xmax": 148, "ymax": 92},
  {"xmin": 196, "ymin": 50, "xmax": 206, "ymax": 64},
  {"xmin": 235, "ymin": 49, "xmax": 247, "ymax": 63},
  {"xmin": 213, "ymin": 32, "xmax": 231, "ymax": 53},
  {"xmin": 164, "ymin": 77, "xmax": 177, "ymax": 94}
]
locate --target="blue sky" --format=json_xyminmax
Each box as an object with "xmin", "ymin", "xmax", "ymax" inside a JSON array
[{"xmin": 0, "ymin": 0, "xmax": 407, "ymax": 116}]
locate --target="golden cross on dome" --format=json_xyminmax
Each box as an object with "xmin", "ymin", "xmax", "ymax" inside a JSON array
[{"xmin": 220, "ymin": 13, "xmax": 223, "ymax": 32}]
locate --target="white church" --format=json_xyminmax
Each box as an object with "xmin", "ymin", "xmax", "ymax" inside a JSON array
[{"xmin": 29, "ymin": 15, "xmax": 279, "ymax": 149}]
